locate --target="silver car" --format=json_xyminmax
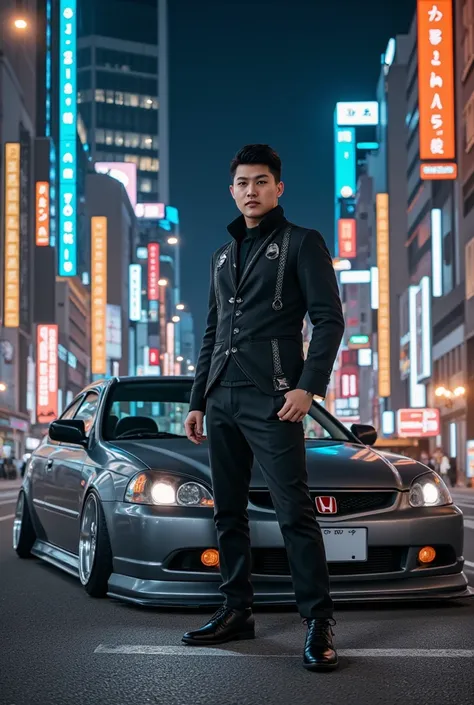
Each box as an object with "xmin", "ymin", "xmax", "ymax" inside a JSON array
[{"xmin": 13, "ymin": 376, "xmax": 472, "ymax": 604}]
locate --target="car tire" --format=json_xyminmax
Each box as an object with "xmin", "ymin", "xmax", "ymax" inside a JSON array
[
  {"xmin": 13, "ymin": 491, "xmax": 36, "ymax": 558},
  {"xmin": 78, "ymin": 492, "xmax": 113, "ymax": 598}
]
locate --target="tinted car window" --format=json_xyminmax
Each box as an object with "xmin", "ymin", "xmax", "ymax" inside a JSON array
[
  {"xmin": 74, "ymin": 393, "xmax": 99, "ymax": 435},
  {"xmin": 103, "ymin": 380, "xmax": 350, "ymax": 442},
  {"xmin": 61, "ymin": 397, "xmax": 83, "ymax": 420}
]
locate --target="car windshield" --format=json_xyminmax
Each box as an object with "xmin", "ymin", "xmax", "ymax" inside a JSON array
[{"xmin": 103, "ymin": 379, "xmax": 351, "ymax": 442}]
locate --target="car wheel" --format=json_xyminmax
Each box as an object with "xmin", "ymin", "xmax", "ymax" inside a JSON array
[
  {"xmin": 13, "ymin": 491, "xmax": 36, "ymax": 558},
  {"xmin": 78, "ymin": 492, "xmax": 113, "ymax": 598}
]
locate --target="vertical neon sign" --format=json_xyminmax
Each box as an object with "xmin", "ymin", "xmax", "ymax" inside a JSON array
[{"xmin": 58, "ymin": 0, "xmax": 77, "ymax": 276}]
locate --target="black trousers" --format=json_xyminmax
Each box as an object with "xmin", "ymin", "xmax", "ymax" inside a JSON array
[{"xmin": 206, "ymin": 384, "xmax": 333, "ymax": 620}]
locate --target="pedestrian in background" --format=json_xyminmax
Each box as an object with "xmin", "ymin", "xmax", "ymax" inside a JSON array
[{"xmin": 184, "ymin": 144, "xmax": 344, "ymax": 671}]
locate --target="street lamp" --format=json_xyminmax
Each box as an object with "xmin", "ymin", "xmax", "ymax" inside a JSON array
[
  {"xmin": 177, "ymin": 356, "xmax": 184, "ymax": 362},
  {"xmin": 172, "ymin": 315, "xmax": 180, "ymax": 323},
  {"xmin": 167, "ymin": 236, "xmax": 179, "ymax": 245},
  {"xmin": 176, "ymin": 303, "xmax": 185, "ymax": 311},
  {"xmin": 0, "ymin": 382, "xmax": 7, "ymax": 392},
  {"xmin": 435, "ymin": 385, "xmax": 466, "ymax": 408},
  {"xmin": 188, "ymin": 365, "xmax": 195, "ymax": 372},
  {"xmin": 158, "ymin": 278, "xmax": 168, "ymax": 286},
  {"xmin": 13, "ymin": 17, "xmax": 28, "ymax": 29}
]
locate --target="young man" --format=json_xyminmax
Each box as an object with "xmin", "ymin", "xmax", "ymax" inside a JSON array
[{"xmin": 183, "ymin": 144, "xmax": 345, "ymax": 671}]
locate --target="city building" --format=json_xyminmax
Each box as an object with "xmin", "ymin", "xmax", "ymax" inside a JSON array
[
  {"xmin": 77, "ymin": 0, "xmax": 160, "ymax": 204},
  {"xmin": 0, "ymin": 3, "xmax": 38, "ymax": 457},
  {"xmin": 457, "ymin": 0, "xmax": 474, "ymax": 481},
  {"xmin": 86, "ymin": 171, "xmax": 138, "ymax": 378}
]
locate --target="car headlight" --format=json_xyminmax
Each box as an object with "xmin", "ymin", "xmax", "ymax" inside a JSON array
[
  {"xmin": 125, "ymin": 472, "xmax": 214, "ymax": 507},
  {"xmin": 409, "ymin": 472, "xmax": 452, "ymax": 508}
]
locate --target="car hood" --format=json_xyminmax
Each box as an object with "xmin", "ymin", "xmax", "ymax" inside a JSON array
[{"xmin": 109, "ymin": 439, "xmax": 429, "ymax": 491}]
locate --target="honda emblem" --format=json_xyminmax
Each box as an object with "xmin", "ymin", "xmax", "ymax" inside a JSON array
[{"xmin": 315, "ymin": 496, "xmax": 337, "ymax": 514}]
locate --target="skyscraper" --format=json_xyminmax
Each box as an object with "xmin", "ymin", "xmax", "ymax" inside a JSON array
[{"xmin": 77, "ymin": 0, "xmax": 160, "ymax": 203}]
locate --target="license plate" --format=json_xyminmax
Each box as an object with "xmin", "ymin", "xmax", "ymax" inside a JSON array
[{"xmin": 321, "ymin": 527, "xmax": 367, "ymax": 562}]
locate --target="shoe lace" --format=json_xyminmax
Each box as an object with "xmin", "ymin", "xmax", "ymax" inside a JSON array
[
  {"xmin": 210, "ymin": 605, "xmax": 229, "ymax": 622},
  {"xmin": 303, "ymin": 618, "xmax": 336, "ymax": 642}
]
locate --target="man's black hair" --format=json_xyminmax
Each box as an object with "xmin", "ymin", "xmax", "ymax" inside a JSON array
[{"xmin": 230, "ymin": 144, "xmax": 282, "ymax": 182}]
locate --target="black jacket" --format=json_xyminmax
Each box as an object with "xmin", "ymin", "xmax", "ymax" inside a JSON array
[{"xmin": 189, "ymin": 206, "xmax": 344, "ymax": 412}]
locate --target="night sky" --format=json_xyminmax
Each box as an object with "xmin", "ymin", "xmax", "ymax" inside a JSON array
[{"xmin": 168, "ymin": 0, "xmax": 416, "ymax": 345}]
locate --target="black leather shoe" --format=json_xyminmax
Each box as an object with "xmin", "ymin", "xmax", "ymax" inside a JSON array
[
  {"xmin": 182, "ymin": 606, "xmax": 255, "ymax": 646},
  {"xmin": 303, "ymin": 618, "xmax": 338, "ymax": 671}
]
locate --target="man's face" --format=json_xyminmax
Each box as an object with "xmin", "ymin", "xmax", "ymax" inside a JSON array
[{"xmin": 230, "ymin": 164, "xmax": 284, "ymax": 220}]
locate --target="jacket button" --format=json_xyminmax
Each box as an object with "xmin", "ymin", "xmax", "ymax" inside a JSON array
[
  {"xmin": 229, "ymin": 297, "xmax": 235, "ymax": 304},
  {"xmin": 225, "ymin": 349, "xmax": 230, "ymax": 355},
  {"xmin": 233, "ymin": 328, "xmax": 240, "ymax": 334},
  {"xmin": 236, "ymin": 297, "xmax": 243, "ymax": 303},
  {"xmin": 235, "ymin": 310, "xmax": 242, "ymax": 317},
  {"xmin": 231, "ymin": 347, "xmax": 238, "ymax": 353}
]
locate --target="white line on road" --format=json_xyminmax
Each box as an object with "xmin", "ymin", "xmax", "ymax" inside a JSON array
[
  {"xmin": 0, "ymin": 498, "xmax": 16, "ymax": 506},
  {"xmin": 0, "ymin": 514, "xmax": 14, "ymax": 522},
  {"xmin": 464, "ymin": 560, "xmax": 474, "ymax": 569},
  {"xmin": 463, "ymin": 519, "xmax": 474, "ymax": 530},
  {"xmin": 94, "ymin": 645, "xmax": 474, "ymax": 658}
]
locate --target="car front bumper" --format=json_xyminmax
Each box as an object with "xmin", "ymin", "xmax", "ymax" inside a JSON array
[{"xmin": 104, "ymin": 499, "xmax": 473, "ymax": 606}]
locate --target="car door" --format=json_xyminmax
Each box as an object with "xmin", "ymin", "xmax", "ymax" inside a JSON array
[
  {"xmin": 42, "ymin": 392, "xmax": 100, "ymax": 554},
  {"xmin": 32, "ymin": 396, "xmax": 85, "ymax": 545}
]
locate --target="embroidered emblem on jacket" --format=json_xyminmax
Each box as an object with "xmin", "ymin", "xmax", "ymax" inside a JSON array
[
  {"xmin": 265, "ymin": 242, "xmax": 279, "ymax": 260},
  {"xmin": 217, "ymin": 252, "xmax": 227, "ymax": 269}
]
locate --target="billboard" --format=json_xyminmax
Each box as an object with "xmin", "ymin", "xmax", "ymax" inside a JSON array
[
  {"xmin": 36, "ymin": 324, "xmax": 58, "ymax": 424},
  {"xmin": 417, "ymin": 0, "xmax": 455, "ymax": 161},
  {"xmin": 149, "ymin": 348, "xmax": 160, "ymax": 366},
  {"xmin": 397, "ymin": 408, "xmax": 440, "ymax": 438},
  {"xmin": 335, "ymin": 129, "xmax": 356, "ymax": 199},
  {"xmin": 376, "ymin": 194, "xmax": 391, "ymax": 398},
  {"xmin": 58, "ymin": 0, "xmax": 77, "ymax": 276},
  {"xmin": 336, "ymin": 101, "xmax": 379, "ymax": 126},
  {"xmin": 337, "ymin": 219, "xmax": 357, "ymax": 258},
  {"xmin": 340, "ymin": 270, "xmax": 370, "ymax": 284},
  {"xmin": 95, "ymin": 162, "xmax": 137, "ymax": 208},
  {"xmin": 135, "ymin": 203, "xmax": 165, "ymax": 219},
  {"xmin": 147, "ymin": 243, "xmax": 160, "ymax": 300},
  {"xmin": 3, "ymin": 143, "xmax": 20, "ymax": 328},
  {"xmin": 129, "ymin": 264, "xmax": 142, "ymax": 321},
  {"xmin": 106, "ymin": 304, "xmax": 122, "ymax": 360},
  {"xmin": 91, "ymin": 217, "xmax": 107, "ymax": 374},
  {"xmin": 36, "ymin": 182, "xmax": 50, "ymax": 246}
]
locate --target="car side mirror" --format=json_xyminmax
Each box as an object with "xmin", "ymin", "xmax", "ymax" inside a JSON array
[
  {"xmin": 49, "ymin": 419, "xmax": 87, "ymax": 445},
  {"xmin": 351, "ymin": 423, "xmax": 377, "ymax": 446}
]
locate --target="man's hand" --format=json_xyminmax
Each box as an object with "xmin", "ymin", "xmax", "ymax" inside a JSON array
[
  {"xmin": 278, "ymin": 389, "xmax": 313, "ymax": 423},
  {"xmin": 185, "ymin": 411, "xmax": 205, "ymax": 444}
]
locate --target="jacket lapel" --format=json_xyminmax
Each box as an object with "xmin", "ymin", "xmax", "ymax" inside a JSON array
[
  {"xmin": 237, "ymin": 227, "xmax": 280, "ymax": 292},
  {"xmin": 229, "ymin": 240, "xmax": 238, "ymax": 290}
]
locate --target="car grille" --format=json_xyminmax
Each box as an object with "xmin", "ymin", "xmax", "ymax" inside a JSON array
[
  {"xmin": 252, "ymin": 547, "xmax": 405, "ymax": 576},
  {"xmin": 248, "ymin": 490, "xmax": 397, "ymax": 516}
]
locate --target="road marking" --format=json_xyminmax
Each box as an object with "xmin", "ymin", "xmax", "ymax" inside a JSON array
[
  {"xmin": 0, "ymin": 498, "xmax": 16, "ymax": 506},
  {"xmin": 0, "ymin": 514, "xmax": 14, "ymax": 522},
  {"xmin": 94, "ymin": 645, "xmax": 474, "ymax": 658},
  {"xmin": 464, "ymin": 519, "xmax": 474, "ymax": 530},
  {"xmin": 465, "ymin": 560, "xmax": 474, "ymax": 569}
]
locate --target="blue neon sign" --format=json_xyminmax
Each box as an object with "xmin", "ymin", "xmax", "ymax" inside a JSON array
[
  {"xmin": 335, "ymin": 128, "xmax": 356, "ymax": 199},
  {"xmin": 58, "ymin": 0, "xmax": 77, "ymax": 276}
]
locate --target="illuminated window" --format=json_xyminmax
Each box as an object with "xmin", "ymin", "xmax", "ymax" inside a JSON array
[
  {"xmin": 115, "ymin": 92, "xmax": 124, "ymax": 105},
  {"xmin": 467, "ymin": 239, "xmax": 474, "ymax": 300},
  {"xmin": 139, "ymin": 157, "xmax": 159, "ymax": 172},
  {"xmin": 464, "ymin": 91, "xmax": 474, "ymax": 152},
  {"xmin": 141, "ymin": 135, "xmax": 153, "ymax": 149},
  {"xmin": 95, "ymin": 89, "xmax": 105, "ymax": 102},
  {"xmin": 463, "ymin": 0, "xmax": 474, "ymax": 80},
  {"xmin": 124, "ymin": 154, "xmax": 139, "ymax": 166},
  {"xmin": 115, "ymin": 132, "xmax": 124, "ymax": 147},
  {"xmin": 139, "ymin": 178, "xmax": 152, "ymax": 193},
  {"xmin": 129, "ymin": 94, "xmax": 139, "ymax": 107},
  {"xmin": 106, "ymin": 90, "xmax": 114, "ymax": 104},
  {"xmin": 124, "ymin": 132, "xmax": 140, "ymax": 148},
  {"xmin": 77, "ymin": 91, "xmax": 83, "ymax": 104},
  {"xmin": 96, "ymin": 129, "xmax": 105, "ymax": 144}
]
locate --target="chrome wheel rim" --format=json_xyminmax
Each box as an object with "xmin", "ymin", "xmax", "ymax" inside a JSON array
[
  {"xmin": 12, "ymin": 492, "xmax": 24, "ymax": 550},
  {"xmin": 78, "ymin": 494, "xmax": 98, "ymax": 585}
]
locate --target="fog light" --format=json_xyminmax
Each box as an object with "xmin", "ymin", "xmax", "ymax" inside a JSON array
[
  {"xmin": 418, "ymin": 546, "xmax": 436, "ymax": 564},
  {"xmin": 201, "ymin": 549, "xmax": 219, "ymax": 567}
]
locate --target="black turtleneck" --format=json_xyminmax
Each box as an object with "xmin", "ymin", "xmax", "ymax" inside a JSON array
[{"xmin": 237, "ymin": 224, "xmax": 260, "ymax": 282}]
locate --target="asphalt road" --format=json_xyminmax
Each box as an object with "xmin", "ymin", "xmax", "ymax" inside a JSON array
[{"xmin": 1, "ymin": 481, "xmax": 474, "ymax": 705}]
